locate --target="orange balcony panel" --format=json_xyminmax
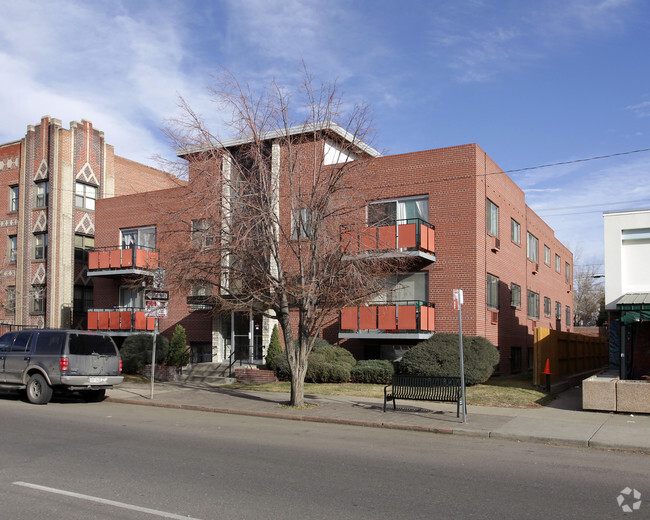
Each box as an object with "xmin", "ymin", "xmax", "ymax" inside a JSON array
[
  {"xmin": 377, "ymin": 225, "xmax": 397, "ymax": 249},
  {"xmin": 420, "ymin": 306, "xmax": 435, "ymax": 331},
  {"xmin": 98, "ymin": 251, "xmax": 110, "ymax": 269},
  {"xmin": 109, "ymin": 249, "xmax": 122, "ymax": 268},
  {"xmin": 341, "ymin": 307, "xmax": 358, "ymax": 330},
  {"xmin": 427, "ymin": 228, "xmax": 435, "ymax": 253},
  {"xmin": 122, "ymin": 249, "xmax": 133, "ymax": 267},
  {"xmin": 147, "ymin": 251, "xmax": 159, "ymax": 268},
  {"xmin": 87, "ymin": 311, "xmax": 98, "ymax": 330},
  {"xmin": 97, "ymin": 311, "xmax": 109, "ymax": 330},
  {"xmin": 135, "ymin": 249, "xmax": 147, "ymax": 268},
  {"xmin": 120, "ymin": 311, "xmax": 132, "ymax": 330},
  {"xmin": 397, "ymin": 223, "xmax": 416, "ymax": 248},
  {"xmin": 134, "ymin": 311, "xmax": 146, "ymax": 330},
  {"xmin": 427, "ymin": 306, "xmax": 435, "ymax": 331},
  {"xmin": 359, "ymin": 306, "xmax": 377, "ymax": 329},
  {"xmin": 109, "ymin": 311, "xmax": 121, "ymax": 330},
  {"xmin": 146, "ymin": 317, "xmax": 155, "ymax": 331},
  {"xmin": 397, "ymin": 305, "xmax": 417, "ymax": 330},
  {"xmin": 88, "ymin": 251, "xmax": 99, "ymax": 270},
  {"xmin": 378, "ymin": 305, "xmax": 397, "ymax": 330},
  {"xmin": 360, "ymin": 227, "xmax": 377, "ymax": 250}
]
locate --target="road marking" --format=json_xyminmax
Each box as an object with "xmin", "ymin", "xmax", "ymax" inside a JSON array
[{"xmin": 13, "ymin": 481, "xmax": 203, "ymax": 520}]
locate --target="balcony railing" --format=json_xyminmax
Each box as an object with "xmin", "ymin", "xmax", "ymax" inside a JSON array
[
  {"xmin": 87, "ymin": 246, "xmax": 159, "ymax": 276},
  {"xmin": 87, "ymin": 308, "xmax": 155, "ymax": 332},
  {"xmin": 341, "ymin": 218, "xmax": 435, "ymax": 260},
  {"xmin": 339, "ymin": 300, "xmax": 435, "ymax": 340}
]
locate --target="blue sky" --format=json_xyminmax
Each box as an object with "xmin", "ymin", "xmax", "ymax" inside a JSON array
[{"xmin": 1, "ymin": 0, "xmax": 649, "ymax": 272}]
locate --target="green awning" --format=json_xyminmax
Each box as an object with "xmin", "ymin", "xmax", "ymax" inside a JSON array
[{"xmin": 617, "ymin": 293, "xmax": 650, "ymax": 324}]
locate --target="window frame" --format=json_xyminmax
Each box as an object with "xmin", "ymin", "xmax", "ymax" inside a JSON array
[
  {"xmin": 9, "ymin": 185, "xmax": 18, "ymax": 213},
  {"xmin": 31, "ymin": 285, "xmax": 46, "ymax": 315},
  {"xmin": 8, "ymin": 235, "xmax": 17, "ymax": 264},
  {"xmin": 527, "ymin": 232, "xmax": 539, "ymax": 262},
  {"xmin": 487, "ymin": 273, "xmax": 499, "ymax": 309},
  {"xmin": 486, "ymin": 199, "xmax": 499, "ymax": 237},
  {"xmin": 73, "ymin": 285, "xmax": 94, "ymax": 314},
  {"xmin": 75, "ymin": 182, "xmax": 97, "ymax": 210},
  {"xmin": 191, "ymin": 219, "xmax": 215, "ymax": 248},
  {"xmin": 5, "ymin": 286, "xmax": 15, "ymax": 313},
  {"xmin": 555, "ymin": 301, "xmax": 562, "ymax": 320},
  {"xmin": 544, "ymin": 245, "xmax": 551, "ymax": 265},
  {"xmin": 33, "ymin": 233, "xmax": 48, "ymax": 260},
  {"xmin": 35, "ymin": 180, "xmax": 49, "ymax": 208},
  {"xmin": 527, "ymin": 290, "xmax": 540, "ymax": 319},
  {"xmin": 555, "ymin": 254, "xmax": 561, "ymax": 273},
  {"xmin": 291, "ymin": 207, "xmax": 311, "ymax": 240},
  {"xmin": 566, "ymin": 305, "xmax": 571, "ymax": 327},
  {"xmin": 511, "ymin": 218, "xmax": 521, "ymax": 244},
  {"xmin": 510, "ymin": 283, "xmax": 521, "ymax": 308},
  {"xmin": 544, "ymin": 296, "xmax": 551, "ymax": 317},
  {"xmin": 565, "ymin": 262, "xmax": 571, "ymax": 283}
]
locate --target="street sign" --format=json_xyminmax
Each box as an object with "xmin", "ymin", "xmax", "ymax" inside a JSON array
[
  {"xmin": 453, "ymin": 289, "xmax": 464, "ymax": 310},
  {"xmin": 145, "ymin": 290, "xmax": 169, "ymax": 301},
  {"xmin": 145, "ymin": 300, "xmax": 168, "ymax": 318}
]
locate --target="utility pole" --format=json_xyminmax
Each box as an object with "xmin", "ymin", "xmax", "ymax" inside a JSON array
[{"xmin": 454, "ymin": 289, "xmax": 467, "ymax": 423}]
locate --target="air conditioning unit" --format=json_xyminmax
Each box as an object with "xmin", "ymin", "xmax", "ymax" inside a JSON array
[
  {"xmin": 532, "ymin": 263, "xmax": 539, "ymax": 274},
  {"xmin": 491, "ymin": 237, "xmax": 501, "ymax": 252},
  {"xmin": 491, "ymin": 311, "xmax": 498, "ymax": 324}
]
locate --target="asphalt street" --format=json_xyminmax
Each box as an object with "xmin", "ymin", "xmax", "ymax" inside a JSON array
[{"xmin": 0, "ymin": 395, "xmax": 647, "ymax": 519}]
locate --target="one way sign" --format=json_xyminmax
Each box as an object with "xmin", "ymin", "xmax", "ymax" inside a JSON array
[{"xmin": 145, "ymin": 290, "xmax": 169, "ymax": 301}]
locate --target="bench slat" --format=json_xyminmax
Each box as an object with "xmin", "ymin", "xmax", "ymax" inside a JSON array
[{"xmin": 384, "ymin": 375, "xmax": 463, "ymax": 417}]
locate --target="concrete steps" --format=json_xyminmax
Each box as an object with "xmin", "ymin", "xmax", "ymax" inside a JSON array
[{"xmin": 180, "ymin": 362, "xmax": 260, "ymax": 386}]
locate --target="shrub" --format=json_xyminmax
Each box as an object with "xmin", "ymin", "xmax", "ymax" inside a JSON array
[
  {"xmin": 166, "ymin": 325, "xmax": 189, "ymax": 367},
  {"xmin": 399, "ymin": 333, "xmax": 499, "ymax": 385},
  {"xmin": 350, "ymin": 359, "xmax": 395, "ymax": 384},
  {"xmin": 271, "ymin": 340, "xmax": 356, "ymax": 383},
  {"xmin": 265, "ymin": 324, "xmax": 283, "ymax": 371},
  {"xmin": 120, "ymin": 334, "xmax": 170, "ymax": 374}
]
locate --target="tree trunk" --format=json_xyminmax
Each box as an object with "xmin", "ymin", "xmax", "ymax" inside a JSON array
[{"xmin": 290, "ymin": 361, "xmax": 307, "ymax": 407}]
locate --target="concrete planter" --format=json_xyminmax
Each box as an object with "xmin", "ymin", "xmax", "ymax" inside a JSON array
[
  {"xmin": 583, "ymin": 374, "xmax": 650, "ymax": 413},
  {"xmin": 617, "ymin": 380, "xmax": 650, "ymax": 414}
]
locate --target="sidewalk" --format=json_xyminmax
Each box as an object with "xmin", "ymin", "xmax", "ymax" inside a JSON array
[{"xmin": 107, "ymin": 381, "xmax": 650, "ymax": 453}]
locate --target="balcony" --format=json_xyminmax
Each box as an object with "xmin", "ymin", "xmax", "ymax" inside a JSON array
[
  {"xmin": 87, "ymin": 308, "xmax": 155, "ymax": 334},
  {"xmin": 87, "ymin": 246, "xmax": 159, "ymax": 277},
  {"xmin": 341, "ymin": 218, "xmax": 435, "ymax": 263},
  {"xmin": 339, "ymin": 300, "xmax": 435, "ymax": 340}
]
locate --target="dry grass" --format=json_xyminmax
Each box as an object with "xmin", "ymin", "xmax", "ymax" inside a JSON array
[{"xmin": 222, "ymin": 373, "xmax": 554, "ymax": 408}]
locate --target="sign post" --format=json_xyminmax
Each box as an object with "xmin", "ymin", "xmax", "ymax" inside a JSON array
[
  {"xmin": 145, "ymin": 289, "xmax": 169, "ymax": 400},
  {"xmin": 453, "ymin": 289, "xmax": 467, "ymax": 423}
]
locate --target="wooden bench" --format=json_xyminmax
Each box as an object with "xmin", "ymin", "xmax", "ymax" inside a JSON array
[{"xmin": 384, "ymin": 375, "xmax": 464, "ymax": 417}]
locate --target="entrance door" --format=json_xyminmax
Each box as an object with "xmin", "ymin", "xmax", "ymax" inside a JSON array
[{"xmin": 231, "ymin": 311, "xmax": 264, "ymax": 363}]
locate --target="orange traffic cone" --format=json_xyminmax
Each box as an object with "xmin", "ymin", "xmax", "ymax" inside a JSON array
[{"xmin": 543, "ymin": 358, "xmax": 551, "ymax": 375}]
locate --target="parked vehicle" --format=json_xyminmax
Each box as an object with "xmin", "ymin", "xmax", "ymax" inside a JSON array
[{"xmin": 0, "ymin": 329, "xmax": 123, "ymax": 404}]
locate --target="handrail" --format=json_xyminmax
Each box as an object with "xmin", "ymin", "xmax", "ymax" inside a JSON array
[{"xmin": 228, "ymin": 349, "xmax": 245, "ymax": 377}]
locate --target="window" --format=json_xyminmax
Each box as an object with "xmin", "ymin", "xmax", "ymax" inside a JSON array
[
  {"xmin": 565, "ymin": 262, "xmax": 570, "ymax": 283},
  {"xmin": 511, "ymin": 219, "xmax": 520, "ymax": 244},
  {"xmin": 510, "ymin": 283, "xmax": 521, "ymax": 308},
  {"xmin": 190, "ymin": 281, "xmax": 213, "ymax": 310},
  {"xmin": 121, "ymin": 226, "xmax": 156, "ymax": 250},
  {"xmin": 527, "ymin": 232, "xmax": 538, "ymax": 262},
  {"xmin": 5, "ymin": 286, "xmax": 15, "ymax": 313},
  {"xmin": 31, "ymin": 285, "xmax": 46, "ymax": 314},
  {"xmin": 191, "ymin": 219, "xmax": 215, "ymax": 248},
  {"xmin": 368, "ymin": 196, "xmax": 429, "ymax": 226},
  {"xmin": 375, "ymin": 272, "xmax": 427, "ymax": 303},
  {"xmin": 544, "ymin": 297, "xmax": 551, "ymax": 317},
  {"xmin": 75, "ymin": 182, "xmax": 97, "ymax": 210},
  {"xmin": 486, "ymin": 199, "xmax": 498, "ymax": 236},
  {"xmin": 9, "ymin": 185, "xmax": 18, "ymax": 212},
  {"xmin": 566, "ymin": 306, "xmax": 571, "ymax": 327},
  {"xmin": 527, "ymin": 290, "xmax": 540, "ymax": 319},
  {"xmin": 34, "ymin": 233, "xmax": 47, "ymax": 260},
  {"xmin": 511, "ymin": 346, "xmax": 522, "ymax": 373},
  {"xmin": 555, "ymin": 254, "xmax": 561, "ymax": 273},
  {"xmin": 35, "ymin": 181, "xmax": 49, "ymax": 207},
  {"xmin": 544, "ymin": 245, "xmax": 551, "ymax": 265},
  {"xmin": 74, "ymin": 285, "xmax": 93, "ymax": 313},
  {"xmin": 8, "ymin": 235, "xmax": 17, "ymax": 264},
  {"xmin": 487, "ymin": 274, "xmax": 499, "ymax": 308},
  {"xmin": 74, "ymin": 234, "xmax": 95, "ymax": 261},
  {"xmin": 119, "ymin": 286, "xmax": 144, "ymax": 309},
  {"xmin": 291, "ymin": 208, "xmax": 311, "ymax": 239},
  {"xmin": 555, "ymin": 301, "xmax": 562, "ymax": 320}
]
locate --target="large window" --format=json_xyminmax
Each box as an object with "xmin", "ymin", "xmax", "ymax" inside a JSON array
[
  {"xmin": 75, "ymin": 182, "xmax": 97, "ymax": 210},
  {"xmin": 8, "ymin": 235, "xmax": 17, "ymax": 264},
  {"xmin": 527, "ymin": 290, "xmax": 540, "ymax": 319},
  {"xmin": 375, "ymin": 272, "xmax": 427, "ymax": 303},
  {"xmin": 35, "ymin": 181, "xmax": 49, "ymax": 208},
  {"xmin": 9, "ymin": 186, "xmax": 18, "ymax": 212},
  {"xmin": 486, "ymin": 199, "xmax": 498, "ymax": 236},
  {"xmin": 75, "ymin": 234, "xmax": 95, "ymax": 261},
  {"xmin": 544, "ymin": 245, "xmax": 551, "ymax": 265},
  {"xmin": 487, "ymin": 274, "xmax": 499, "ymax": 308},
  {"xmin": 544, "ymin": 297, "xmax": 551, "ymax": 317},
  {"xmin": 527, "ymin": 232, "xmax": 538, "ymax": 262},
  {"xmin": 368, "ymin": 196, "xmax": 429, "ymax": 226},
  {"xmin": 34, "ymin": 233, "xmax": 47, "ymax": 260},
  {"xmin": 565, "ymin": 262, "xmax": 571, "ymax": 283},
  {"xmin": 31, "ymin": 285, "xmax": 46, "ymax": 314},
  {"xmin": 119, "ymin": 286, "xmax": 144, "ymax": 309},
  {"xmin": 74, "ymin": 285, "xmax": 93, "ymax": 313},
  {"xmin": 555, "ymin": 254, "xmax": 561, "ymax": 273},
  {"xmin": 511, "ymin": 283, "xmax": 521, "ymax": 308},
  {"xmin": 121, "ymin": 226, "xmax": 156, "ymax": 250},
  {"xmin": 511, "ymin": 219, "xmax": 520, "ymax": 244}
]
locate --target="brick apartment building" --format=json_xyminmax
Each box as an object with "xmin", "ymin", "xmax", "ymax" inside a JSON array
[
  {"xmin": 0, "ymin": 116, "xmax": 181, "ymax": 330},
  {"xmin": 87, "ymin": 123, "xmax": 573, "ymax": 375}
]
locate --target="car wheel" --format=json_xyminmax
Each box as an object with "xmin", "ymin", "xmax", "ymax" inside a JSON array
[
  {"xmin": 26, "ymin": 373, "xmax": 53, "ymax": 405},
  {"xmin": 83, "ymin": 389, "xmax": 106, "ymax": 402}
]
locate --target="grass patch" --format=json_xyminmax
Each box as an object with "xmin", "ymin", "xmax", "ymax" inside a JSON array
[{"xmin": 222, "ymin": 373, "xmax": 553, "ymax": 408}]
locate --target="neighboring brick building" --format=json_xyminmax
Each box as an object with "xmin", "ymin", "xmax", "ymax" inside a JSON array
[
  {"xmin": 0, "ymin": 116, "xmax": 181, "ymax": 329},
  {"xmin": 87, "ymin": 124, "xmax": 573, "ymax": 374}
]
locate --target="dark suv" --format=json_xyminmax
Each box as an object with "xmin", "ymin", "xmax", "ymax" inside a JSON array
[{"xmin": 0, "ymin": 329, "xmax": 123, "ymax": 404}]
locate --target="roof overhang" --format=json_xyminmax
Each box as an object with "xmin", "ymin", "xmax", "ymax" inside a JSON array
[{"xmin": 616, "ymin": 293, "xmax": 650, "ymax": 323}]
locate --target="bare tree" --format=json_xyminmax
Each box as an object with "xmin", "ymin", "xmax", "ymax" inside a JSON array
[
  {"xmin": 161, "ymin": 68, "xmax": 404, "ymax": 406},
  {"xmin": 573, "ymin": 250, "xmax": 605, "ymax": 327}
]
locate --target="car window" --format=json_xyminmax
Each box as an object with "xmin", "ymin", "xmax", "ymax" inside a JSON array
[
  {"xmin": 0, "ymin": 333, "xmax": 16, "ymax": 352},
  {"xmin": 68, "ymin": 334, "xmax": 117, "ymax": 356},
  {"xmin": 11, "ymin": 332, "xmax": 32, "ymax": 352},
  {"xmin": 34, "ymin": 331, "xmax": 66, "ymax": 356}
]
